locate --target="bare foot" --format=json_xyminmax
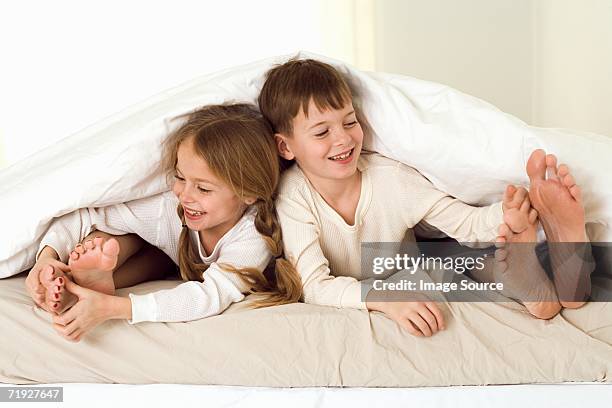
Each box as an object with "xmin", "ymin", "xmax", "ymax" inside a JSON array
[
  {"xmin": 494, "ymin": 186, "xmax": 561, "ymax": 319},
  {"xmin": 526, "ymin": 150, "xmax": 594, "ymax": 306},
  {"xmin": 39, "ymin": 265, "xmax": 77, "ymax": 314},
  {"xmin": 526, "ymin": 149, "xmax": 586, "ymax": 242},
  {"xmin": 68, "ymin": 237, "xmax": 119, "ymax": 295},
  {"xmin": 501, "ymin": 185, "xmax": 536, "ymax": 234}
]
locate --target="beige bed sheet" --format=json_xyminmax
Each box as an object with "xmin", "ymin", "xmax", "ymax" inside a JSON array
[{"xmin": 1, "ymin": 273, "xmax": 611, "ymax": 386}]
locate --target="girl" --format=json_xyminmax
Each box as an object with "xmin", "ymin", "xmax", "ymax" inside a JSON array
[{"xmin": 25, "ymin": 103, "xmax": 303, "ymax": 342}]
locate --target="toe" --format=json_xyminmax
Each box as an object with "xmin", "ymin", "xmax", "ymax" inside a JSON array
[
  {"xmin": 495, "ymin": 249, "xmax": 508, "ymax": 262},
  {"xmin": 498, "ymin": 223, "xmax": 511, "ymax": 238},
  {"xmin": 504, "ymin": 185, "xmax": 517, "ymax": 203},
  {"xmin": 40, "ymin": 265, "xmax": 55, "ymax": 286},
  {"xmin": 45, "ymin": 290, "xmax": 58, "ymax": 308},
  {"xmin": 526, "ymin": 149, "xmax": 546, "ymax": 181},
  {"xmin": 520, "ymin": 196, "xmax": 531, "ymax": 213},
  {"xmin": 569, "ymin": 185, "xmax": 582, "ymax": 203},
  {"xmin": 513, "ymin": 187, "xmax": 527, "ymax": 206},
  {"xmin": 84, "ymin": 240, "xmax": 94, "ymax": 250},
  {"xmin": 558, "ymin": 163, "xmax": 570, "ymax": 177},
  {"xmin": 74, "ymin": 244, "xmax": 85, "ymax": 254},
  {"xmin": 54, "ymin": 276, "xmax": 66, "ymax": 287},
  {"xmin": 546, "ymin": 165, "xmax": 559, "ymax": 181},
  {"xmin": 562, "ymin": 173, "xmax": 575, "ymax": 188},
  {"xmin": 529, "ymin": 208, "xmax": 538, "ymax": 224},
  {"xmin": 545, "ymin": 153, "xmax": 557, "ymax": 168},
  {"xmin": 70, "ymin": 251, "xmax": 80, "ymax": 261},
  {"xmin": 93, "ymin": 237, "xmax": 105, "ymax": 247},
  {"xmin": 495, "ymin": 236, "xmax": 506, "ymax": 248}
]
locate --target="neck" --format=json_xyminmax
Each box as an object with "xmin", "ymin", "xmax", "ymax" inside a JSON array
[
  {"xmin": 197, "ymin": 207, "xmax": 246, "ymax": 255},
  {"xmin": 308, "ymin": 170, "xmax": 361, "ymax": 207}
]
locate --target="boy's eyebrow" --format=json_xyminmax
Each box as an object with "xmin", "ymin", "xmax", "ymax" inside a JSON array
[
  {"xmin": 307, "ymin": 110, "xmax": 356, "ymax": 130},
  {"xmin": 175, "ymin": 167, "xmax": 217, "ymax": 185}
]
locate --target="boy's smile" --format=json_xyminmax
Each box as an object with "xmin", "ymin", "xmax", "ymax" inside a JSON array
[{"xmin": 276, "ymin": 99, "xmax": 363, "ymax": 188}]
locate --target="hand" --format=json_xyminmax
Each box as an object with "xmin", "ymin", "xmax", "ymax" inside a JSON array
[
  {"xmin": 52, "ymin": 279, "xmax": 112, "ymax": 342},
  {"xmin": 26, "ymin": 249, "xmax": 71, "ymax": 313},
  {"xmin": 367, "ymin": 299, "xmax": 445, "ymax": 337}
]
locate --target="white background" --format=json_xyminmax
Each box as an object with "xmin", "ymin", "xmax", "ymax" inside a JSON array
[{"xmin": 1, "ymin": 0, "xmax": 611, "ymax": 169}]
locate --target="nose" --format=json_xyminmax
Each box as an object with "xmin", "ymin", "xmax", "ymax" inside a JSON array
[
  {"xmin": 174, "ymin": 182, "xmax": 195, "ymax": 203},
  {"xmin": 333, "ymin": 126, "xmax": 352, "ymax": 146}
]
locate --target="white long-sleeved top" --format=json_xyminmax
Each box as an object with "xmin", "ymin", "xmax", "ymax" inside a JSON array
[
  {"xmin": 37, "ymin": 191, "xmax": 272, "ymax": 323},
  {"xmin": 276, "ymin": 153, "xmax": 503, "ymax": 310}
]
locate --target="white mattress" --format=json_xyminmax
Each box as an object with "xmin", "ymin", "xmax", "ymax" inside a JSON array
[{"xmin": 2, "ymin": 383, "xmax": 611, "ymax": 408}]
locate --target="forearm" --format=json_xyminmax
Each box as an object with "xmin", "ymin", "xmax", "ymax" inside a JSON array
[
  {"xmin": 302, "ymin": 274, "xmax": 366, "ymax": 309},
  {"xmin": 424, "ymin": 199, "xmax": 502, "ymax": 243}
]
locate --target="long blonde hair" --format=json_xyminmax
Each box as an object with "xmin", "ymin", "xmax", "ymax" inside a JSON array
[{"xmin": 161, "ymin": 103, "xmax": 303, "ymax": 307}]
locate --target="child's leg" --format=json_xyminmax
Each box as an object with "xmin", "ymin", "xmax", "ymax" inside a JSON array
[
  {"xmin": 71, "ymin": 230, "xmax": 177, "ymax": 290},
  {"xmin": 112, "ymin": 244, "xmax": 177, "ymax": 289}
]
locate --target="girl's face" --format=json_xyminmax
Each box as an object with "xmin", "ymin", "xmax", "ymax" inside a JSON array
[
  {"xmin": 172, "ymin": 137, "xmax": 254, "ymax": 239},
  {"xmin": 276, "ymin": 100, "xmax": 363, "ymax": 186}
]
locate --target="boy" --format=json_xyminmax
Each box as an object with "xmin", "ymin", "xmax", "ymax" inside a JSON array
[{"xmin": 258, "ymin": 59, "xmax": 591, "ymax": 336}]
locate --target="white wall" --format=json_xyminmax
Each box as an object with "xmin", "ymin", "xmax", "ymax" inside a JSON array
[
  {"xmin": 2, "ymin": 1, "xmax": 611, "ymax": 169},
  {"xmin": 533, "ymin": 0, "xmax": 612, "ymax": 137},
  {"xmin": 0, "ymin": 0, "xmax": 366, "ymax": 169},
  {"xmin": 373, "ymin": 0, "xmax": 534, "ymax": 123},
  {"xmin": 373, "ymin": 0, "xmax": 612, "ymax": 137}
]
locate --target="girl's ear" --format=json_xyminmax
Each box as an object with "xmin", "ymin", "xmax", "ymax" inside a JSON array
[
  {"xmin": 275, "ymin": 133, "xmax": 295, "ymax": 161},
  {"xmin": 244, "ymin": 196, "xmax": 257, "ymax": 206}
]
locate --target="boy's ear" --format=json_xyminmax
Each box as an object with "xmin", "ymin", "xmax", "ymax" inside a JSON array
[{"xmin": 274, "ymin": 133, "xmax": 295, "ymax": 161}]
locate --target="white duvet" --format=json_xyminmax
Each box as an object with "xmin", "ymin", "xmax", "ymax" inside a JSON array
[{"xmin": 1, "ymin": 52, "xmax": 610, "ymax": 278}]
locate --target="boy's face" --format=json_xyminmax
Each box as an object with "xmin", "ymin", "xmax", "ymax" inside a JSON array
[{"xmin": 276, "ymin": 99, "xmax": 363, "ymax": 185}]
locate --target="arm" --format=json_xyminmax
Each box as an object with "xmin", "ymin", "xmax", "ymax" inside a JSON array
[
  {"xmin": 278, "ymin": 196, "xmax": 444, "ymax": 336},
  {"xmin": 128, "ymin": 219, "xmax": 271, "ymax": 323},
  {"xmin": 52, "ymin": 225, "xmax": 271, "ymax": 340},
  {"xmin": 52, "ymin": 280, "xmax": 131, "ymax": 342},
  {"xmin": 277, "ymin": 193, "xmax": 366, "ymax": 309},
  {"xmin": 422, "ymin": 197, "xmax": 502, "ymax": 243},
  {"xmin": 37, "ymin": 193, "xmax": 171, "ymax": 264},
  {"xmin": 397, "ymin": 164, "xmax": 503, "ymax": 243}
]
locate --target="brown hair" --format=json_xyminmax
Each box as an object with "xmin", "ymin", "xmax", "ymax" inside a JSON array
[
  {"xmin": 161, "ymin": 103, "xmax": 303, "ymax": 307},
  {"xmin": 258, "ymin": 58, "xmax": 373, "ymax": 170},
  {"xmin": 258, "ymin": 58, "xmax": 354, "ymax": 137}
]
